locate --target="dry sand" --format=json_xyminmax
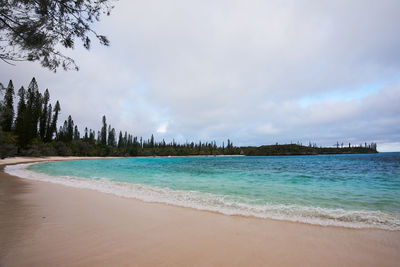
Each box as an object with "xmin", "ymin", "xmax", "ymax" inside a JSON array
[{"xmin": 1, "ymin": 157, "xmax": 399, "ymax": 266}]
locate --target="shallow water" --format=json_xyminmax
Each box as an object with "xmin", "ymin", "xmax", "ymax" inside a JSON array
[{"xmin": 7, "ymin": 153, "xmax": 400, "ymax": 230}]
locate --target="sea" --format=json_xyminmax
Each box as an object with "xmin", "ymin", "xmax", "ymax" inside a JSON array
[{"xmin": 5, "ymin": 153, "xmax": 400, "ymax": 230}]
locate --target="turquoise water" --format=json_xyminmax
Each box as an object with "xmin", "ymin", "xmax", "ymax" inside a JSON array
[{"xmin": 15, "ymin": 153, "xmax": 400, "ymax": 229}]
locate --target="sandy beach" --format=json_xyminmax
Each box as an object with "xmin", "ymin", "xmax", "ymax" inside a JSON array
[{"xmin": 1, "ymin": 157, "xmax": 399, "ymax": 266}]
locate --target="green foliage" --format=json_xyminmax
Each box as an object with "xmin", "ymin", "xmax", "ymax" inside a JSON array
[
  {"xmin": 73, "ymin": 125, "xmax": 80, "ymax": 141},
  {"xmin": 44, "ymin": 103, "xmax": 53, "ymax": 142},
  {"xmin": 100, "ymin": 115, "xmax": 107, "ymax": 145},
  {"xmin": 14, "ymin": 86, "xmax": 26, "ymax": 146},
  {"xmin": 0, "ymin": 131, "xmax": 17, "ymax": 158},
  {"xmin": 20, "ymin": 139, "xmax": 56, "ymax": 157},
  {"xmin": 53, "ymin": 142, "xmax": 72, "ymax": 156},
  {"xmin": 243, "ymin": 144, "xmax": 378, "ymax": 156},
  {"xmin": 66, "ymin": 115, "xmax": 74, "ymax": 141},
  {"xmin": 0, "ymin": 0, "xmax": 115, "ymax": 71},
  {"xmin": 108, "ymin": 127, "xmax": 116, "ymax": 147},
  {"xmin": 0, "ymin": 80, "xmax": 14, "ymax": 131},
  {"xmin": 50, "ymin": 101, "xmax": 61, "ymax": 141},
  {"xmin": 11, "ymin": 78, "xmax": 59, "ymax": 147},
  {"xmin": 39, "ymin": 89, "xmax": 50, "ymax": 140}
]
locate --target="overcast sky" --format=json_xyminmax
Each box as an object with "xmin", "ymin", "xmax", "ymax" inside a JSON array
[{"xmin": 1, "ymin": 0, "xmax": 399, "ymax": 151}]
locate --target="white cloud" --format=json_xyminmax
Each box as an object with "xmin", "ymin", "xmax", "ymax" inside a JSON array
[
  {"xmin": 157, "ymin": 124, "xmax": 167, "ymax": 134},
  {"xmin": 1, "ymin": 0, "xmax": 400, "ymax": 150}
]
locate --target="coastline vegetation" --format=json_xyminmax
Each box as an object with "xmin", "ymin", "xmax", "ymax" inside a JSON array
[{"xmin": 0, "ymin": 78, "xmax": 377, "ymax": 158}]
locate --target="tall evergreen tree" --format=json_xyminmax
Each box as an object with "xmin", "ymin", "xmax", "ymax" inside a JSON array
[
  {"xmin": 32, "ymin": 90, "xmax": 42, "ymax": 137},
  {"xmin": 74, "ymin": 125, "xmax": 80, "ymax": 140},
  {"xmin": 150, "ymin": 134, "xmax": 154, "ymax": 148},
  {"xmin": 14, "ymin": 86, "xmax": 27, "ymax": 147},
  {"xmin": 58, "ymin": 120, "xmax": 68, "ymax": 141},
  {"xmin": 97, "ymin": 130, "xmax": 101, "ymax": 144},
  {"xmin": 124, "ymin": 132, "xmax": 128, "ymax": 147},
  {"xmin": 39, "ymin": 89, "xmax": 50, "ymax": 140},
  {"xmin": 89, "ymin": 129, "xmax": 95, "ymax": 143},
  {"xmin": 129, "ymin": 135, "xmax": 133, "ymax": 146},
  {"xmin": 84, "ymin": 127, "xmax": 89, "ymax": 140},
  {"xmin": 23, "ymin": 78, "xmax": 36, "ymax": 140},
  {"xmin": 118, "ymin": 131, "xmax": 123, "ymax": 148},
  {"xmin": 25, "ymin": 78, "xmax": 42, "ymax": 138},
  {"xmin": 100, "ymin": 115, "xmax": 107, "ymax": 145},
  {"xmin": 44, "ymin": 103, "xmax": 52, "ymax": 142},
  {"xmin": 50, "ymin": 101, "xmax": 61, "ymax": 138},
  {"xmin": 108, "ymin": 126, "xmax": 116, "ymax": 147},
  {"xmin": 23, "ymin": 82, "xmax": 35, "ymax": 144},
  {"xmin": 1, "ymin": 80, "xmax": 15, "ymax": 132},
  {"xmin": 66, "ymin": 115, "xmax": 74, "ymax": 141}
]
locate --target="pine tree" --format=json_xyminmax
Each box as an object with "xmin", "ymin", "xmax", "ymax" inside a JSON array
[
  {"xmin": 26, "ymin": 78, "xmax": 41, "ymax": 138},
  {"xmin": 32, "ymin": 90, "xmax": 42, "ymax": 137},
  {"xmin": 118, "ymin": 131, "xmax": 123, "ymax": 148},
  {"xmin": 108, "ymin": 126, "xmax": 115, "ymax": 147},
  {"xmin": 100, "ymin": 115, "xmax": 107, "ymax": 145},
  {"xmin": 14, "ymin": 86, "xmax": 27, "ymax": 147},
  {"xmin": 66, "ymin": 115, "xmax": 74, "ymax": 141},
  {"xmin": 124, "ymin": 132, "xmax": 128, "ymax": 147},
  {"xmin": 108, "ymin": 125, "xmax": 111, "ymax": 145},
  {"xmin": 1, "ymin": 80, "xmax": 15, "ymax": 132},
  {"xmin": 50, "ymin": 101, "xmax": 61, "ymax": 138},
  {"xmin": 130, "ymin": 135, "xmax": 135, "ymax": 147},
  {"xmin": 24, "ymin": 85, "xmax": 35, "ymax": 144},
  {"xmin": 89, "ymin": 129, "xmax": 95, "ymax": 143},
  {"xmin": 150, "ymin": 134, "xmax": 154, "ymax": 148},
  {"xmin": 59, "ymin": 120, "xmax": 68, "ymax": 141},
  {"xmin": 73, "ymin": 125, "xmax": 80, "ymax": 140},
  {"xmin": 128, "ymin": 134, "xmax": 132, "ymax": 146},
  {"xmin": 44, "ymin": 103, "xmax": 52, "ymax": 142},
  {"xmin": 39, "ymin": 89, "xmax": 50, "ymax": 140}
]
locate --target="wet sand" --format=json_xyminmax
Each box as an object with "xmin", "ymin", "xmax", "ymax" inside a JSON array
[{"xmin": 1, "ymin": 157, "xmax": 399, "ymax": 266}]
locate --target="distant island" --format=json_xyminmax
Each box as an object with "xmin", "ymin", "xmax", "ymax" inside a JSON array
[
  {"xmin": 242, "ymin": 144, "xmax": 377, "ymax": 156},
  {"xmin": 0, "ymin": 78, "xmax": 377, "ymax": 158}
]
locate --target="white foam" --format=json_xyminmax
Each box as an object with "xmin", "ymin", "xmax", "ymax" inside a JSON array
[{"xmin": 5, "ymin": 163, "xmax": 400, "ymax": 231}]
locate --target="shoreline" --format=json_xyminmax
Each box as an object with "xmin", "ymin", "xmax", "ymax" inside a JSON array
[
  {"xmin": 1, "ymin": 157, "xmax": 400, "ymax": 266},
  {"xmin": 5, "ymin": 160, "xmax": 400, "ymax": 231}
]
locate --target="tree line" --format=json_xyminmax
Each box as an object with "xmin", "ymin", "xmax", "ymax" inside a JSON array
[
  {"xmin": 0, "ymin": 78, "xmax": 239, "ymax": 158},
  {"xmin": 244, "ymin": 144, "xmax": 377, "ymax": 156},
  {"xmin": 0, "ymin": 78, "xmax": 378, "ymax": 158}
]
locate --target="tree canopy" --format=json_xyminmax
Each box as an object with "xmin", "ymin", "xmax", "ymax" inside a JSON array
[{"xmin": 0, "ymin": 0, "xmax": 114, "ymax": 71}]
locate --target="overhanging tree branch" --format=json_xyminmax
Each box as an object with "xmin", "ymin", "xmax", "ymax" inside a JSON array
[{"xmin": 0, "ymin": 0, "xmax": 115, "ymax": 72}]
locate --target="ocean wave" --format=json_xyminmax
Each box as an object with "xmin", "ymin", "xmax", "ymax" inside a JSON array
[{"xmin": 5, "ymin": 163, "xmax": 400, "ymax": 231}]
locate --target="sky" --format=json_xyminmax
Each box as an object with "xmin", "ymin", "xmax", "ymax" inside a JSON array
[{"xmin": 1, "ymin": 0, "xmax": 400, "ymax": 151}]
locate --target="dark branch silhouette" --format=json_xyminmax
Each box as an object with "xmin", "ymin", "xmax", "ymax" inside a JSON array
[{"xmin": 0, "ymin": 0, "xmax": 115, "ymax": 72}]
